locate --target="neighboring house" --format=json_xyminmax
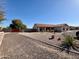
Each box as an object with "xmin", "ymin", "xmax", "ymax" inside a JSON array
[
  {"xmin": 33, "ymin": 24, "xmax": 70, "ymax": 32},
  {"xmin": 70, "ymin": 26, "xmax": 79, "ymax": 30}
]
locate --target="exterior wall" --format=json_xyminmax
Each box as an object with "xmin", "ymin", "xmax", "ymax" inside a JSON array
[
  {"xmin": 35, "ymin": 27, "xmax": 70, "ymax": 32},
  {"xmin": 11, "ymin": 29, "xmax": 20, "ymax": 32},
  {"xmin": 36, "ymin": 27, "xmax": 54, "ymax": 32},
  {"xmin": 54, "ymin": 27, "xmax": 63, "ymax": 32},
  {"xmin": 37, "ymin": 27, "xmax": 46, "ymax": 32},
  {"xmin": 33, "ymin": 24, "xmax": 70, "ymax": 32}
]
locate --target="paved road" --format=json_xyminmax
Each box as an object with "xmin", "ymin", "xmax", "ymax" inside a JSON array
[{"xmin": 0, "ymin": 33, "xmax": 77, "ymax": 59}]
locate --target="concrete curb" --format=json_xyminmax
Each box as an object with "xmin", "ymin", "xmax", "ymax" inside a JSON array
[{"xmin": 0, "ymin": 32, "xmax": 4, "ymax": 46}]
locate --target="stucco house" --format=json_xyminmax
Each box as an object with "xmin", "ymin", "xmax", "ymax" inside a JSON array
[{"xmin": 33, "ymin": 24, "xmax": 70, "ymax": 32}]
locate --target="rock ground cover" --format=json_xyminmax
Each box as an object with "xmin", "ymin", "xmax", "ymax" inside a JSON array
[
  {"xmin": 19, "ymin": 32, "xmax": 79, "ymax": 53},
  {"xmin": 0, "ymin": 33, "xmax": 77, "ymax": 59}
]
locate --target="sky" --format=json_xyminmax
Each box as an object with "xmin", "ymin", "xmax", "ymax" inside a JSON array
[{"xmin": 2, "ymin": 0, "xmax": 79, "ymax": 28}]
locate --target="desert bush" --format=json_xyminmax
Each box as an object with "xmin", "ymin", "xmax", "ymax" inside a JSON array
[{"xmin": 60, "ymin": 35, "xmax": 75, "ymax": 53}]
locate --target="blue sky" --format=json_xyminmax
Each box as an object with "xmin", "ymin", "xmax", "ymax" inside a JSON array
[{"xmin": 3, "ymin": 0, "xmax": 79, "ymax": 28}]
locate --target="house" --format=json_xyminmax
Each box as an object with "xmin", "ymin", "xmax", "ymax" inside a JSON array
[
  {"xmin": 33, "ymin": 24, "xmax": 70, "ymax": 32},
  {"xmin": 70, "ymin": 26, "xmax": 79, "ymax": 30}
]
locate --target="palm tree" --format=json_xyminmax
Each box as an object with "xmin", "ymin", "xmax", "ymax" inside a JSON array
[
  {"xmin": 0, "ymin": 11, "xmax": 5, "ymax": 31},
  {"xmin": 0, "ymin": 0, "xmax": 6, "ymax": 31},
  {"xmin": 0, "ymin": 14, "xmax": 5, "ymax": 23}
]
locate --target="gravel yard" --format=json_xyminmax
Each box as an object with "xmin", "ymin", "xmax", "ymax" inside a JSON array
[
  {"xmin": 19, "ymin": 31, "xmax": 79, "ymax": 54},
  {"xmin": 0, "ymin": 33, "xmax": 77, "ymax": 59},
  {"xmin": 19, "ymin": 32, "xmax": 64, "ymax": 46},
  {"xmin": 0, "ymin": 32, "xmax": 79, "ymax": 59}
]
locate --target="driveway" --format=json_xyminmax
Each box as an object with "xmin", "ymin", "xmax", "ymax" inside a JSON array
[{"xmin": 0, "ymin": 33, "xmax": 77, "ymax": 59}]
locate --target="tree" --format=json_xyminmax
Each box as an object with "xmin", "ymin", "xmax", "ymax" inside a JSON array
[
  {"xmin": 0, "ymin": 11, "xmax": 5, "ymax": 31},
  {"xmin": 0, "ymin": 0, "xmax": 6, "ymax": 23},
  {"xmin": 9, "ymin": 19, "xmax": 27, "ymax": 32},
  {"xmin": 0, "ymin": 11, "xmax": 5, "ymax": 22},
  {"xmin": 0, "ymin": 0, "xmax": 6, "ymax": 31}
]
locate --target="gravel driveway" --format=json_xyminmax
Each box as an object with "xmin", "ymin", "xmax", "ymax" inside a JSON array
[{"xmin": 0, "ymin": 33, "xmax": 78, "ymax": 59}]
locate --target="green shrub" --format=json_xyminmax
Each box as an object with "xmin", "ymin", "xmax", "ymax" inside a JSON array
[
  {"xmin": 63, "ymin": 35, "xmax": 74, "ymax": 46},
  {"xmin": 60, "ymin": 35, "xmax": 75, "ymax": 53}
]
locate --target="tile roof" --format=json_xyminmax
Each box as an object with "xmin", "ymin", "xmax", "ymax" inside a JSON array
[{"xmin": 34, "ymin": 24, "xmax": 69, "ymax": 28}]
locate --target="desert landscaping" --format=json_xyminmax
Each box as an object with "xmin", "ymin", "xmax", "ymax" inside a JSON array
[
  {"xmin": 0, "ymin": 31, "xmax": 79, "ymax": 59},
  {"xmin": 0, "ymin": 0, "xmax": 79, "ymax": 59}
]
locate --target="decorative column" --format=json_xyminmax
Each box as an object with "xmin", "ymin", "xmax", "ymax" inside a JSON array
[
  {"xmin": 44, "ymin": 27, "xmax": 46, "ymax": 32},
  {"xmin": 62, "ymin": 27, "xmax": 64, "ymax": 32},
  {"xmin": 37, "ymin": 27, "xmax": 40, "ymax": 32},
  {"xmin": 50, "ymin": 27, "xmax": 51, "ymax": 32}
]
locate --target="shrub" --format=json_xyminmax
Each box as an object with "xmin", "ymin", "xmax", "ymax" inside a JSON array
[{"xmin": 60, "ymin": 35, "xmax": 75, "ymax": 53}]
